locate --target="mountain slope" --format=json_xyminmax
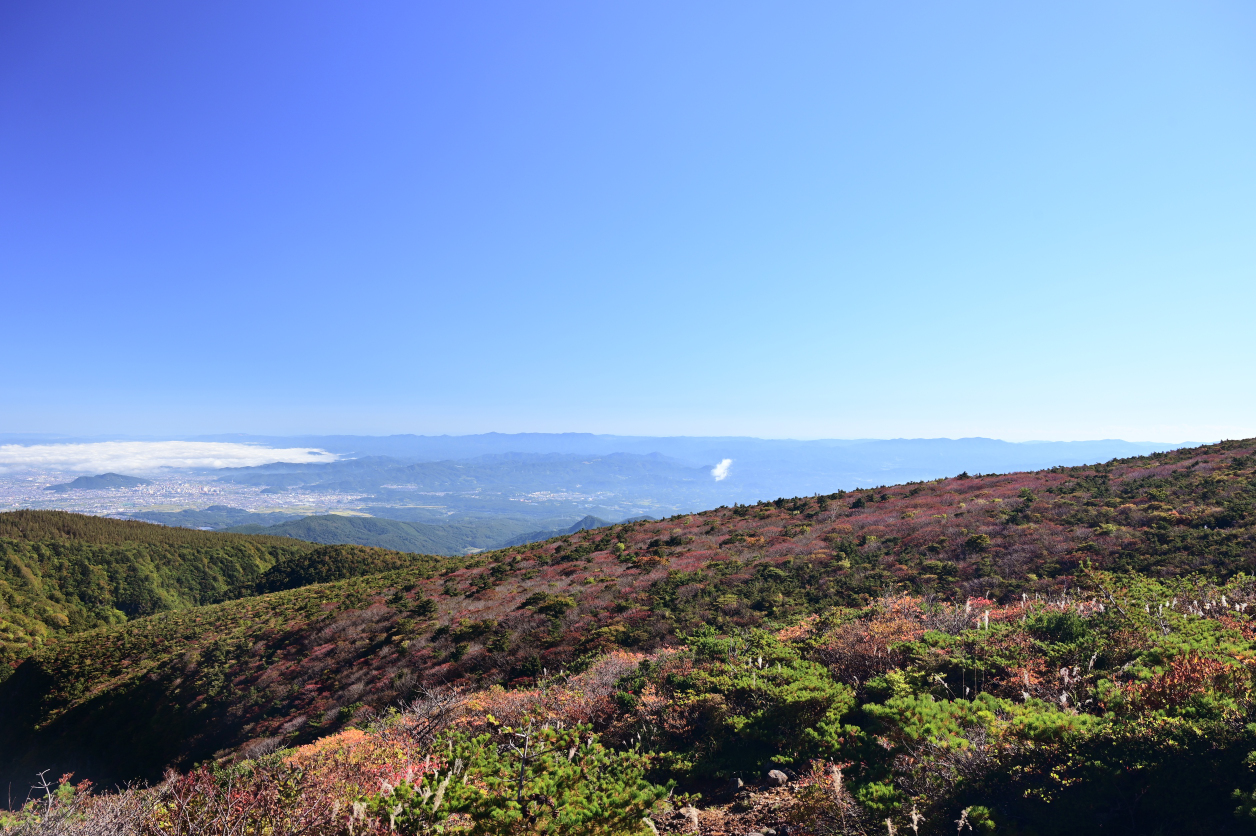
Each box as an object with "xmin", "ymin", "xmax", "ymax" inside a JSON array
[
  {"xmin": 248, "ymin": 544, "xmax": 445, "ymax": 594},
  {"xmin": 122, "ymin": 504, "xmax": 304, "ymax": 530},
  {"xmin": 225, "ymin": 513, "xmax": 561, "ymax": 555},
  {"xmin": 44, "ymin": 473, "xmax": 152, "ymax": 492},
  {"xmin": 498, "ymin": 513, "xmax": 615, "ymax": 547},
  {"xmin": 1, "ymin": 439, "xmax": 1252, "ymax": 788},
  {"xmin": 0, "ymin": 511, "xmax": 300, "ymax": 547},
  {"xmin": 0, "ymin": 512, "xmax": 443, "ymax": 675}
]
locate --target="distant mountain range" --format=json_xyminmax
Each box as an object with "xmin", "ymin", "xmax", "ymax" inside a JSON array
[
  {"xmin": 202, "ymin": 438, "xmax": 1197, "ymax": 524},
  {"xmin": 119, "ymin": 506, "xmax": 665, "ymax": 555},
  {"xmin": 45, "ymin": 472, "xmax": 152, "ymax": 492},
  {"xmin": 212, "ymin": 452, "xmax": 710, "ymax": 495},
  {"xmin": 26, "ymin": 437, "xmax": 1198, "ymax": 555},
  {"xmin": 199, "ymin": 433, "xmax": 1192, "ymax": 498},
  {"xmin": 225, "ymin": 512, "xmax": 587, "ymax": 555},
  {"xmin": 123, "ymin": 505, "xmax": 656, "ymax": 555}
]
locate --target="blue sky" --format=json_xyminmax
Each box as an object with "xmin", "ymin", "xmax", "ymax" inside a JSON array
[{"xmin": 2, "ymin": 1, "xmax": 1253, "ymax": 441}]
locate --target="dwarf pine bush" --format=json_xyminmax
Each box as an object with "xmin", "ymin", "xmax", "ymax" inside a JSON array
[
  {"xmin": 614, "ymin": 627, "xmax": 856, "ymax": 779},
  {"xmin": 365, "ymin": 724, "xmax": 668, "ymax": 835}
]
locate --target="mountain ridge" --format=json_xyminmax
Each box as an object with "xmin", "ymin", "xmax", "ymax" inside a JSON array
[
  {"xmin": 224, "ymin": 513, "xmax": 594, "ymax": 555},
  {"xmin": 497, "ymin": 513, "xmax": 616, "ymax": 548},
  {"xmin": 2, "ymin": 438, "xmax": 1251, "ymax": 792},
  {"xmin": 0, "ymin": 511, "xmax": 448, "ymax": 673},
  {"xmin": 44, "ymin": 472, "xmax": 152, "ymax": 492}
]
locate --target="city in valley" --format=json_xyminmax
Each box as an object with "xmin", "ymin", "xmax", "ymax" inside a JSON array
[
  {"xmin": 0, "ymin": 471, "xmax": 370, "ymax": 520},
  {"xmin": 0, "ymin": 470, "xmax": 663, "ymax": 527}
]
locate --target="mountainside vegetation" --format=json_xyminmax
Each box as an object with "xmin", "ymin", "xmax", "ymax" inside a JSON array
[
  {"xmin": 122, "ymin": 504, "xmax": 304, "ymax": 530},
  {"xmin": 497, "ymin": 513, "xmax": 615, "ymax": 548},
  {"xmin": 225, "ymin": 513, "xmax": 576, "ymax": 555},
  {"xmin": 0, "ymin": 510, "xmax": 301, "ymax": 549},
  {"xmin": 3, "ymin": 439, "xmax": 1256, "ymax": 834},
  {"xmin": 247, "ymin": 543, "xmax": 446, "ymax": 595},
  {"xmin": 0, "ymin": 512, "xmax": 441, "ymax": 675},
  {"xmin": 124, "ymin": 505, "xmax": 585, "ymax": 554}
]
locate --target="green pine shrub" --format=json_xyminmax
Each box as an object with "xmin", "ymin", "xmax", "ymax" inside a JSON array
[{"xmin": 365, "ymin": 724, "xmax": 668, "ymax": 835}]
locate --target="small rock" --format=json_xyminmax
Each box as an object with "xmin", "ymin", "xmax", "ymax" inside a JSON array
[
  {"xmin": 767, "ymin": 769, "xmax": 789, "ymax": 786},
  {"xmin": 729, "ymin": 777, "xmax": 745, "ymax": 791},
  {"xmin": 747, "ymin": 832, "xmax": 765, "ymax": 836},
  {"xmin": 763, "ymin": 830, "xmax": 777, "ymax": 835}
]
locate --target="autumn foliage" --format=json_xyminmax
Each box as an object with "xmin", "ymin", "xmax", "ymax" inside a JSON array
[{"xmin": 3, "ymin": 440, "xmax": 1256, "ymax": 834}]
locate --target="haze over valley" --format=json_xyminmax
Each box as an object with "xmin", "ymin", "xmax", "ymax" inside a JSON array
[{"xmin": 0, "ymin": 433, "xmax": 1190, "ymax": 554}]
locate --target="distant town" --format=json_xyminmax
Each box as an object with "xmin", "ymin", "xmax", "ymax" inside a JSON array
[
  {"xmin": 0, "ymin": 471, "xmax": 664, "ymax": 524},
  {"xmin": 0, "ymin": 471, "xmax": 369, "ymax": 519}
]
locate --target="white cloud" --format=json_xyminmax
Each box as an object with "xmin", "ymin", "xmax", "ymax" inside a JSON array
[
  {"xmin": 0, "ymin": 441, "xmax": 339, "ymax": 475},
  {"xmin": 711, "ymin": 458, "xmax": 732, "ymax": 481}
]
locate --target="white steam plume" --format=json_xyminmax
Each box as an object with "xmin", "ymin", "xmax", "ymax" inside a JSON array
[
  {"xmin": 711, "ymin": 458, "xmax": 733, "ymax": 481},
  {"xmin": 0, "ymin": 441, "xmax": 339, "ymax": 475}
]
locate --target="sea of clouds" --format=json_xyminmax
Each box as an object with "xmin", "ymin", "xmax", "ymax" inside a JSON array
[{"xmin": 0, "ymin": 441, "xmax": 339, "ymax": 475}]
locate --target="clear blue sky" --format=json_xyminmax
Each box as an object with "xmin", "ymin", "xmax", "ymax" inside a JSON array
[{"xmin": 3, "ymin": 1, "xmax": 1253, "ymax": 442}]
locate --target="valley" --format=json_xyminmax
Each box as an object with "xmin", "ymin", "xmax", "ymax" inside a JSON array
[{"xmin": 2, "ymin": 439, "xmax": 1254, "ymax": 833}]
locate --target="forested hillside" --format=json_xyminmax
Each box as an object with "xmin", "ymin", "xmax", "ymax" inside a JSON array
[
  {"xmin": 0, "ymin": 512, "xmax": 441, "ymax": 675},
  {"xmin": 122, "ymin": 504, "xmax": 303, "ymax": 530},
  {"xmin": 225, "ymin": 513, "xmax": 550, "ymax": 555},
  {"xmin": 0, "ymin": 511, "xmax": 301, "ymax": 546},
  {"xmin": 3, "ymin": 440, "xmax": 1256, "ymax": 834},
  {"xmin": 496, "ymin": 513, "xmax": 615, "ymax": 547}
]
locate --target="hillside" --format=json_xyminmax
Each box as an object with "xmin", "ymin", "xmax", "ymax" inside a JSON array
[
  {"xmin": 44, "ymin": 472, "xmax": 152, "ymax": 492},
  {"xmin": 247, "ymin": 543, "xmax": 447, "ymax": 594},
  {"xmin": 225, "ymin": 513, "xmax": 569, "ymax": 555},
  {"xmin": 122, "ymin": 504, "xmax": 304, "ymax": 530},
  {"xmin": 3, "ymin": 439, "xmax": 1253, "ymax": 804},
  {"xmin": 497, "ymin": 513, "xmax": 614, "ymax": 547},
  {"xmin": 0, "ymin": 511, "xmax": 444, "ymax": 675},
  {"xmin": 126, "ymin": 506, "xmax": 587, "ymax": 554},
  {"xmin": 0, "ymin": 511, "xmax": 303, "ymax": 547}
]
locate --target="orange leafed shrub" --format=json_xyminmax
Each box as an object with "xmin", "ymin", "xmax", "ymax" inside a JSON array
[
  {"xmin": 285, "ymin": 728, "xmax": 370, "ymax": 767},
  {"xmin": 465, "ymin": 650, "xmax": 654, "ymax": 730},
  {"xmin": 775, "ymin": 614, "xmax": 820, "ymax": 643},
  {"xmin": 810, "ymin": 596, "xmax": 927, "ymax": 685},
  {"xmin": 1126, "ymin": 653, "xmax": 1252, "ymax": 711}
]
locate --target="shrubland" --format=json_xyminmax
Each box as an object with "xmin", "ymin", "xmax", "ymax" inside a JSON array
[{"xmin": 2, "ymin": 439, "xmax": 1256, "ymax": 834}]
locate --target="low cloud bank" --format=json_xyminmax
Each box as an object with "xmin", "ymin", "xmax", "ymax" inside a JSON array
[
  {"xmin": 0, "ymin": 441, "xmax": 339, "ymax": 475},
  {"xmin": 711, "ymin": 458, "xmax": 732, "ymax": 481}
]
